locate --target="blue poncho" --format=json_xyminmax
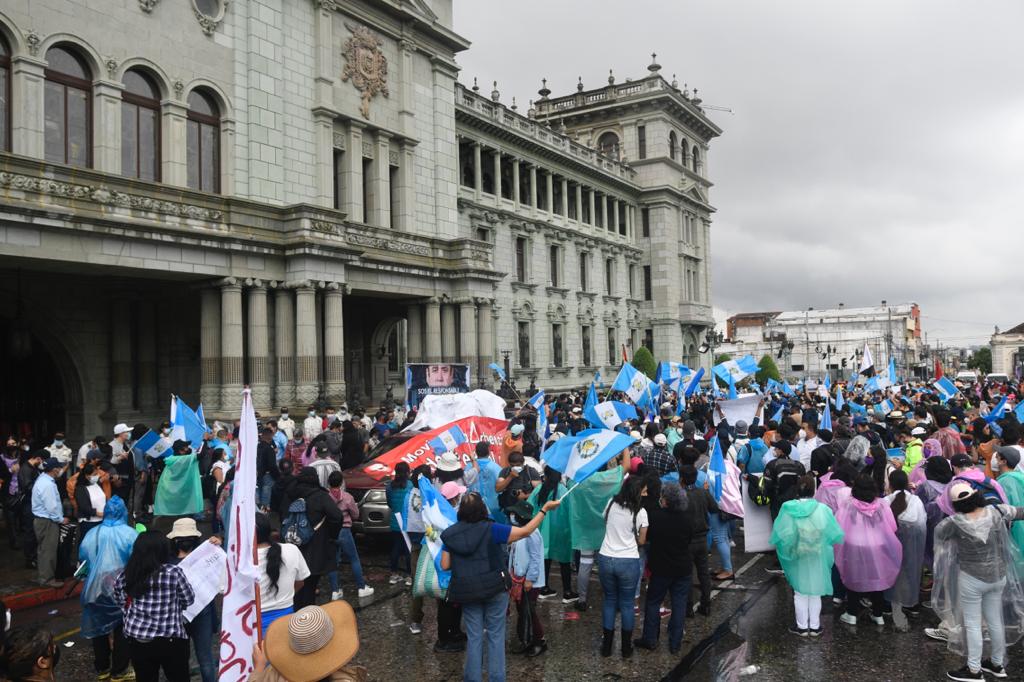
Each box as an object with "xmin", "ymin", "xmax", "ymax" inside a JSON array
[{"xmin": 79, "ymin": 497, "xmax": 138, "ymax": 638}]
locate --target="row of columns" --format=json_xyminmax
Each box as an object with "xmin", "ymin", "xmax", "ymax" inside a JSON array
[
  {"xmin": 405, "ymin": 297, "xmax": 494, "ymax": 382},
  {"xmin": 463, "ymin": 140, "xmax": 638, "ymax": 240},
  {"xmin": 200, "ymin": 278, "xmax": 349, "ymax": 414}
]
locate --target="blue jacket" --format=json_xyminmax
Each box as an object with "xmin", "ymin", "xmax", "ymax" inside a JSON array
[{"xmin": 511, "ymin": 531, "xmax": 545, "ymax": 588}]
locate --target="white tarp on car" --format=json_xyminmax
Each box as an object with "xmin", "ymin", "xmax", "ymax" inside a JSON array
[{"xmin": 402, "ymin": 389, "xmax": 507, "ymax": 432}]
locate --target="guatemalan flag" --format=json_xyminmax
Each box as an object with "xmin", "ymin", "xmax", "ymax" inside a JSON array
[
  {"xmin": 769, "ymin": 404, "xmax": 784, "ymax": 423},
  {"xmin": 488, "ymin": 362, "xmax": 507, "ymax": 381},
  {"xmin": 544, "ymin": 429, "xmax": 638, "ymax": 484},
  {"xmin": 835, "ymin": 386, "xmax": 845, "ymax": 412},
  {"xmin": 427, "ymin": 424, "xmax": 468, "ymax": 455},
  {"xmin": 657, "ymin": 362, "xmax": 690, "ymax": 386},
  {"xmin": 683, "ymin": 367, "xmax": 705, "ymax": 397},
  {"xmin": 612, "ymin": 363, "xmax": 654, "ymax": 403},
  {"xmin": 984, "ymin": 396, "xmax": 1008, "ymax": 424},
  {"xmin": 585, "ymin": 400, "xmax": 636, "ymax": 430},
  {"xmin": 712, "ymin": 355, "xmax": 758, "ymax": 385},
  {"xmin": 706, "ymin": 436, "xmax": 744, "ymax": 518},
  {"xmin": 132, "ymin": 430, "xmax": 172, "ymax": 465},
  {"xmin": 584, "ymin": 383, "xmax": 599, "ymax": 415},
  {"xmin": 418, "ymin": 476, "xmax": 458, "ymax": 589},
  {"xmin": 934, "ymin": 376, "xmax": 958, "ymax": 402},
  {"xmin": 820, "ymin": 403, "xmax": 833, "ymax": 431},
  {"xmin": 528, "ymin": 390, "xmax": 547, "ymax": 440}
]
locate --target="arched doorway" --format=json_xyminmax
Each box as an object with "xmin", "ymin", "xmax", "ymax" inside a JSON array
[{"xmin": 0, "ymin": 322, "xmax": 67, "ymax": 442}]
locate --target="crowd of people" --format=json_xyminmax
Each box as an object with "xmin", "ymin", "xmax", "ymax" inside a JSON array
[{"xmin": 2, "ymin": 373, "xmax": 1024, "ymax": 681}]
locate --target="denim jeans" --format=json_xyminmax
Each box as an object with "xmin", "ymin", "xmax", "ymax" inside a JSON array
[
  {"xmin": 640, "ymin": 573, "xmax": 691, "ymax": 650},
  {"xmin": 258, "ymin": 473, "xmax": 274, "ymax": 508},
  {"xmin": 707, "ymin": 513, "xmax": 733, "ymax": 572},
  {"xmin": 328, "ymin": 528, "xmax": 366, "ymax": 591},
  {"xmin": 960, "ymin": 572, "xmax": 1007, "ymax": 671},
  {"xmin": 461, "ymin": 591, "xmax": 509, "ymax": 682},
  {"xmin": 185, "ymin": 601, "xmax": 218, "ymax": 682},
  {"xmin": 597, "ymin": 553, "xmax": 641, "ymax": 631},
  {"xmin": 389, "ymin": 531, "xmax": 411, "ymax": 574}
]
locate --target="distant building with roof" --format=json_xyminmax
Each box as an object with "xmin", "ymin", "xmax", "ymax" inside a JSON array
[{"xmin": 991, "ymin": 323, "xmax": 1024, "ymax": 378}]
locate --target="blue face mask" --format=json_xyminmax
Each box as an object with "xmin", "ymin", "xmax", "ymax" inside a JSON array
[{"xmin": 54, "ymin": 440, "xmax": 64, "ymax": 447}]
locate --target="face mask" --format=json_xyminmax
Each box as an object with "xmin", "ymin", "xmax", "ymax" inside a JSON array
[
  {"xmin": 162, "ymin": 428, "xmax": 170, "ymax": 435},
  {"xmin": 88, "ymin": 475, "xmax": 100, "ymax": 484},
  {"xmin": 512, "ymin": 466, "xmax": 523, "ymax": 474},
  {"xmin": 992, "ymin": 460, "xmax": 1001, "ymax": 473},
  {"xmin": 281, "ymin": 413, "xmax": 289, "ymax": 418},
  {"xmin": 54, "ymin": 440, "xmax": 64, "ymax": 447},
  {"xmin": 22, "ymin": 445, "xmax": 30, "ymax": 451},
  {"xmin": 309, "ymin": 411, "xmax": 316, "ymax": 418}
]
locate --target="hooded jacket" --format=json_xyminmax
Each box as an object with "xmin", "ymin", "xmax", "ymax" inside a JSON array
[
  {"xmin": 441, "ymin": 520, "xmax": 509, "ymax": 603},
  {"xmin": 834, "ymin": 496, "xmax": 902, "ymax": 592},
  {"xmin": 770, "ymin": 497, "xmax": 844, "ymax": 596},
  {"xmin": 291, "ymin": 469, "xmax": 344, "ymax": 574}
]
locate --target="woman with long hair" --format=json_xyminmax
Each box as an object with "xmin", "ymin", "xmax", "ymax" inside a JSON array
[
  {"xmin": 597, "ymin": 475, "xmax": 649, "ymax": 659},
  {"xmin": 74, "ymin": 462, "xmax": 109, "ymax": 543},
  {"xmin": 113, "ymin": 531, "xmax": 194, "ymax": 682},
  {"xmin": 255, "ymin": 513, "xmax": 310, "ymax": 635},
  {"xmin": 531, "ymin": 466, "xmax": 575, "ymax": 602},
  {"xmin": 933, "ymin": 483, "xmax": 1024, "ymax": 681},
  {"xmin": 386, "ymin": 461, "xmax": 413, "ymax": 585},
  {"xmin": 884, "ymin": 469, "xmax": 927, "ymax": 632},
  {"xmin": 835, "ymin": 474, "xmax": 902, "ymax": 626}
]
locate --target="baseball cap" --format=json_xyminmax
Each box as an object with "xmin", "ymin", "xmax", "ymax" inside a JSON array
[
  {"xmin": 950, "ymin": 454, "xmax": 973, "ymax": 468},
  {"xmin": 948, "ymin": 481, "xmax": 975, "ymax": 503},
  {"xmin": 113, "ymin": 423, "xmax": 131, "ymax": 436},
  {"xmin": 510, "ymin": 424, "xmax": 525, "ymax": 436},
  {"xmin": 996, "ymin": 446, "xmax": 1021, "ymax": 470},
  {"xmin": 166, "ymin": 518, "xmax": 203, "ymax": 540},
  {"xmin": 852, "ymin": 416, "xmax": 868, "ymax": 426},
  {"xmin": 440, "ymin": 481, "xmax": 466, "ymax": 500},
  {"xmin": 735, "ymin": 420, "xmax": 749, "ymax": 436},
  {"xmin": 571, "ymin": 407, "xmax": 582, "ymax": 414},
  {"xmin": 41, "ymin": 457, "xmax": 63, "ymax": 472},
  {"xmin": 653, "ymin": 434, "xmax": 667, "ymax": 446},
  {"xmin": 911, "ymin": 426, "xmax": 927, "ymax": 436}
]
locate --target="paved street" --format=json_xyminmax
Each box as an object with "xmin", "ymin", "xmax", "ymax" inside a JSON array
[{"xmin": 11, "ymin": 532, "xmax": 1003, "ymax": 681}]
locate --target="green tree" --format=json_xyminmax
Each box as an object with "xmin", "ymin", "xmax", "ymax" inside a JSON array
[
  {"xmin": 633, "ymin": 345, "xmax": 657, "ymax": 380},
  {"xmin": 713, "ymin": 353, "xmax": 732, "ymax": 387},
  {"xmin": 967, "ymin": 347, "xmax": 992, "ymax": 375},
  {"xmin": 756, "ymin": 354, "xmax": 781, "ymax": 384}
]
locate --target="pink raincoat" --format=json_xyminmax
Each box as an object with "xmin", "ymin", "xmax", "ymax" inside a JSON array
[
  {"xmin": 908, "ymin": 439, "xmax": 943, "ymax": 488},
  {"xmin": 814, "ymin": 473, "xmax": 851, "ymax": 514},
  {"xmin": 834, "ymin": 496, "xmax": 902, "ymax": 592}
]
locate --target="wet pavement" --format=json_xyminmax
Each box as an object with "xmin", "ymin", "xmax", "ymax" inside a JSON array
[{"xmin": 9, "ymin": 532, "xmax": 1020, "ymax": 681}]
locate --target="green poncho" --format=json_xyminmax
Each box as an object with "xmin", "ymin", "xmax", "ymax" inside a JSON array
[
  {"xmin": 153, "ymin": 453, "xmax": 204, "ymax": 516},
  {"xmin": 528, "ymin": 482, "xmax": 572, "ymax": 563},
  {"xmin": 770, "ymin": 498, "xmax": 844, "ymax": 596},
  {"xmin": 998, "ymin": 470, "xmax": 1024, "ymax": 559},
  {"xmin": 566, "ymin": 466, "xmax": 624, "ymax": 552}
]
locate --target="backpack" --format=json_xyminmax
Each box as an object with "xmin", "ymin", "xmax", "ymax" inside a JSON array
[
  {"xmin": 748, "ymin": 474, "xmax": 771, "ymax": 507},
  {"xmin": 282, "ymin": 497, "xmax": 323, "ymax": 546},
  {"xmin": 954, "ymin": 475, "xmax": 1002, "ymax": 506}
]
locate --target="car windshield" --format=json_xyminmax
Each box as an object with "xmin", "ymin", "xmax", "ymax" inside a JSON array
[{"xmin": 362, "ymin": 431, "xmax": 422, "ymax": 464}]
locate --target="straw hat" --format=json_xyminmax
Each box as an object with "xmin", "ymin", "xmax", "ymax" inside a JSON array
[{"xmin": 265, "ymin": 602, "xmax": 359, "ymax": 682}]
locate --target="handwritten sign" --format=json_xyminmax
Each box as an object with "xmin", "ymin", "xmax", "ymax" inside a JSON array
[{"xmin": 179, "ymin": 539, "xmax": 227, "ymax": 622}]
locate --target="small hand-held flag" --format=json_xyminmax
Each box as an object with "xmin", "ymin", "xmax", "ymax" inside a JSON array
[
  {"xmin": 427, "ymin": 424, "xmax": 468, "ymax": 455},
  {"xmin": 488, "ymin": 362, "xmax": 507, "ymax": 381}
]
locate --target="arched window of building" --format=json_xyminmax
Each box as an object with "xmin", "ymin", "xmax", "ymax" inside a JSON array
[
  {"xmin": 0, "ymin": 36, "xmax": 10, "ymax": 151},
  {"xmin": 668, "ymin": 131, "xmax": 677, "ymax": 161},
  {"xmin": 121, "ymin": 68, "xmax": 161, "ymax": 181},
  {"xmin": 44, "ymin": 45, "xmax": 92, "ymax": 167},
  {"xmin": 681, "ymin": 138, "xmax": 689, "ymax": 164},
  {"xmin": 596, "ymin": 131, "xmax": 619, "ymax": 160},
  {"xmin": 186, "ymin": 88, "xmax": 220, "ymax": 193},
  {"xmin": 692, "ymin": 145, "xmax": 700, "ymax": 173}
]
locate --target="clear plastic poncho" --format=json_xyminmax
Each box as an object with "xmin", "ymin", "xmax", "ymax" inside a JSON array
[
  {"xmin": 770, "ymin": 498, "xmax": 844, "ymax": 596},
  {"xmin": 78, "ymin": 496, "xmax": 139, "ymax": 638},
  {"xmin": 843, "ymin": 435, "xmax": 871, "ymax": 469},
  {"xmin": 932, "ymin": 505, "xmax": 1024, "ymax": 657},
  {"xmin": 834, "ymin": 497, "xmax": 902, "ymax": 592}
]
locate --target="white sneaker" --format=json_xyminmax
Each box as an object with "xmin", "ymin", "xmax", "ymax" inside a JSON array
[
  {"xmin": 405, "ymin": 577, "xmax": 412, "ymax": 587},
  {"xmin": 839, "ymin": 613, "xmax": 857, "ymax": 626},
  {"xmin": 925, "ymin": 627, "xmax": 949, "ymax": 642},
  {"xmin": 331, "ymin": 589, "xmax": 344, "ymax": 600},
  {"xmin": 357, "ymin": 586, "xmax": 375, "ymax": 598},
  {"xmin": 871, "ymin": 615, "xmax": 885, "ymax": 626},
  {"xmin": 389, "ymin": 574, "xmax": 401, "ymax": 585},
  {"xmin": 409, "ymin": 622, "xmax": 422, "ymax": 635}
]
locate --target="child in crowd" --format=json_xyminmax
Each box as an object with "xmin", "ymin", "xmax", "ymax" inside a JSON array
[{"xmin": 508, "ymin": 501, "xmax": 547, "ymax": 657}]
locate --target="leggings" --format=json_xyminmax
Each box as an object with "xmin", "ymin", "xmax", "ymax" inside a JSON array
[{"xmin": 544, "ymin": 559, "xmax": 573, "ymax": 595}]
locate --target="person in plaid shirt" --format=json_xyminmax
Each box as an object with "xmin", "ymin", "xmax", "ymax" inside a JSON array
[
  {"xmin": 642, "ymin": 434, "xmax": 677, "ymax": 477},
  {"xmin": 114, "ymin": 530, "xmax": 195, "ymax": 682}
]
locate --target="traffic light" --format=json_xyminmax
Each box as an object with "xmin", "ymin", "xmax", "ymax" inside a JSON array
[{"xmin": 841, "ymin": 358, "xmax": 848, "ymax": 368}]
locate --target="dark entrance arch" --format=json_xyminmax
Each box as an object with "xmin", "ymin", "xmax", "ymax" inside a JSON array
[{"xmin": 0, "ymin": 322, "xmax": 67, "ymax": 442}]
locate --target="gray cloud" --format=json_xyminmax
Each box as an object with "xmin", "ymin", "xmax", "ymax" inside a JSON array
[{"xmin": 452, "ymin": 0, "xmax": 1024, "ymax": 346}]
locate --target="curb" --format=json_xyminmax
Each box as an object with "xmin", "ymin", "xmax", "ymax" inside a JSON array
[{"xmin": 2, "ymin": 581, "xmax": 82, "ymax": 612}]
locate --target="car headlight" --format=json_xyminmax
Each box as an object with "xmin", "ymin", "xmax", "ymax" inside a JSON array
[{"xmin": 364, "ymin": 489, "xmax": 387, "ymax": 504}]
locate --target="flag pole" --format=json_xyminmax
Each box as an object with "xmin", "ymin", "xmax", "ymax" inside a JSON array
[{"xmin": 244, "ymin": 386, "xmax": 264, "ymax": 647}]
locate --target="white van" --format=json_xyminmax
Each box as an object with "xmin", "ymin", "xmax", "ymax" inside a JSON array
[
  {"xmin": 955, "ymin": 370, "xmax": 978, "ymax": 384},
  {"xmin": 986, "ymin": 373, "xmax": 1010, "ymax": 384}
]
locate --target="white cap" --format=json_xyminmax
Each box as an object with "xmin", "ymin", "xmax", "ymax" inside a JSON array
[
  {"xmin": 113, "ymin": 423, "xmax": 131, "ymax": 436},
  {"xmin": 911, "ymin": 426, "xmax": 927, "ymax": 436}
]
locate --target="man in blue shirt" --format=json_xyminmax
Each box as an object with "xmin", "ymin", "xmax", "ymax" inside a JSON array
[
  {"xmin": 269, "ymin": 419, "xmax": 288, "ymax": 461},
  {"xmin": 463, "ymin": 441, "xmax": 506, "ymax": 522},
  {"xmin": 31, "ymin": 457, "xmax": 68, "ymax": 587}
]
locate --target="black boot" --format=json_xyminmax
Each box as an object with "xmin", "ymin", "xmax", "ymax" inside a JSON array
[
  {"xmin": 601, "ymin": 629, "xmax": 614, "ymax": 657},
  {"xmin": 621, "ymin": 629, "xmax": 634, "ymax": 659}
]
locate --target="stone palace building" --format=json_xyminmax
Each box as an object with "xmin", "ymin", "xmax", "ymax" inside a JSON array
[{"xmin": 0, "ymin": 0, "xmax": 721, "ymax": 441}]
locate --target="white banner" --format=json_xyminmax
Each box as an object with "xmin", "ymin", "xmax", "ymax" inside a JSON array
[
  {"xmin": 717, "ymin": 394, "xmax": 762, "ymax": 427},
  {"xmin": 180, "ymin": 540, "xmax": 227, "ymax": 622},
  {"xmin": 218, "ymin": 389, "xmax": 261, "ymax": 681}
]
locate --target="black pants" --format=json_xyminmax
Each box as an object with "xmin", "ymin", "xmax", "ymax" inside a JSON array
[
  {"xmin": 544, "ymin": 559, "xmax": 573, "ymax": 595},
  {"xmin": 688, "ymin": 536, "xmax": 711, "ymax": 608},
  {"xmin": 19, "ymin": 498, "xmax": 36, "ymax": 564},
  {"xmin": 437, "ymin": 600, "xmax": 463, "ymax": 644},
  {"xmin": 516, "ymin": 587, "xmax": 544, "ymax": 644},
  {"xmin": 128, "ymin": 636, "xmax": 190, "ymax": 682},
  {"xmin": 294, "ymin": 574, "xmax": 320, "ymax": 610},
  {"xmin": 846, "ymin": 590, "xmax": 884, "ymax": 618},
  {"xmin": 91, "ymin": 627, "xmax": 130, "ymax": 675}
]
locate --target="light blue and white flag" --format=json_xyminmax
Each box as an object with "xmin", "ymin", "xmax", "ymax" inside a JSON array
[
  {"xmin": 488, "ymin": 362, "xmax": 507, "ymax": 381},
  {"xmin": 1014, "ymin": 401, "xmax": 1024, "ymax": 425},
  {"xmin": 528, "ymin": 390, "xmax": 547, "ymax": 440},
  {"xmin": 880, "ymin": 399, "xmax": 895, "ymax": 414},
  {"xmin": 767, "ymin": 378, "xmax": 783, "ymax": 394},
  {"xmin": 782, "ymin": 381, "xmax": 795, "ymax": 396},
  {"xmin": 824, "ymin": 374, "xmax": 832, "ymax": 390},
  {"xmin": 427, "ymin": 424, "xmax": 468, "ymax": 455},
  {"xmin": 636, "ymin": 380, "xmax": 661, "ymax": 412},
  {"xmin": 934, "ymin": 376, "xmax": 958, "ymax": 402},
  {"xmin": 585, "ymin": 400, "xmax": 636, "ymax": 430},
  {"xmin": 612, "ymin": 363, "xmax": 655, "ymax": 403},
  {"xmin": 712, "ymin": 355, "xmax": 758, "ymax": 384},
  {"xmin": 984, "ymin": 396, "xmax": 1008, "ymax": 424},
  {"xmin": 706, "ymin": 436, "xmax": 727, "ymax": 502},
  {"xmin": 683, "ymin": 367, "xmax": 705, "ymax": 397},
  {"xmin": 888, "ymin": 357, "xmax": 898, "ymax": 386},
  {"xmin": 676, "ymin": 389, "xmax": 688, "ymax": 417},
  {"xmin": 584, "ymin": 383, "xmax": 598, "ymax": 415},
  {"xmin": 594, "ymin": 371, "xmax": 603, "ymax": 389},
  {"xmin": 172, "ymin": 396, "xmax": 209, "ymax": 451},
  {"xmin": 727, "ymin": 373, "xmax": 738, "ymax": 400},
  {"xmin": 865, "ymin": 376, "xmax": 881, "ymax": 393},
  {"xmin": 848, "ymin": 401, "xmax": 868, "ymax": 415},
  {"xmin": 418, "ymin": 476, "xmax": 458, "ymax": 589},
  {"xmin": 657, "ymin": 362, "xmax": 690, "ymax": 385},
  {"xmin": 835, "ymin": 386, "xmax": 845, "ymax": 412},
  {"xmin": 770, "ymin": 404, "xmax": 784, "ymax": 424},
  {"xmin": 820, "ymin": 404, "xmax": 833, "ymax": 432},
  {"xmin": 132, "ymin": 429, "xmax": 172, "ymax": 467},
  {"xmin": 544, "ymin": 429, "xmax": 638, "ymax": 483}
]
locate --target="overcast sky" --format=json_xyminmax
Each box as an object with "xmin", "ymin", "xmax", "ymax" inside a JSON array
[{"xmin": 452, "ymin": 0, "xmax": 1024, "ymax": 347}]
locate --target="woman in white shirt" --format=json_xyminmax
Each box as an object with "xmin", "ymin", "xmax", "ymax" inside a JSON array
[
  {"xmin": 597, "ymin": 474, "xmax": 649, "ymax": 659},
  {"xmin": 884, "ymin": 469, "xmax": 927, "ymax": 632},
  {"xmin": 255, "ymin": 513, "xmax": 310, "ymax": 636},
  {"xmin": 74, "ymin": 462, "xmax": 108, "ymax": 542},
  {"xmin": 211, "ymin": 448, "xmax": 232, "ymax": 496}
]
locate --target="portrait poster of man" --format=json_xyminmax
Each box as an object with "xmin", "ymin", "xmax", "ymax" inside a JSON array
[{"xmin": 405, "ymin": 363, "xmax": 471, "ymax": 408}]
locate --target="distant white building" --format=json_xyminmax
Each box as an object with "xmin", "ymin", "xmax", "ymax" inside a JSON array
[
  {"xmin": 719, "ymin": 303, "xmax": 924, "ymax": 381},
  {"xmin": 991, "ymin": 323, "xmax": 1024, "ymax": 378}
]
